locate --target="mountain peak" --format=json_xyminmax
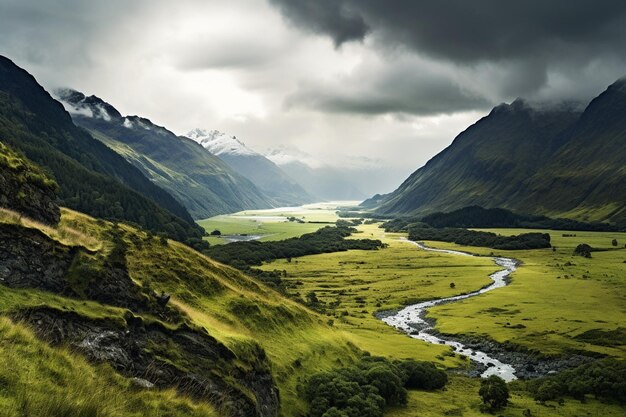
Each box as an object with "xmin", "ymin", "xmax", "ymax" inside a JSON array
[
  {"xmin": 187, "ymin": 128, "xmax": 258, "ymax": 157},
  {"xmin": 55, "ymin": 88, "xmax": 122, "ymax": 121}
]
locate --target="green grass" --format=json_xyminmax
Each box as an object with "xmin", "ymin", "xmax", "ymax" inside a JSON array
[
  {"xmin": 423, "ymin": 228, "xmax": 626, "ymax": 357},
  {"xmin": 260, "ymin": 224, "xmax": 499, "ymax": 367},
  {"xmin": 2, "ymin": 207, "xmax": 625, "ymax": 417},
  {"xmin": 260, "ymin": 223, "xmax": 626, "ymax": 416},
  {"xmin": 0, "ymin": 208, "xmax": 361, "ymax": 417},
  {"xmin": 387, "ymin": 376, "xmax": 626, "ymax": 417}
]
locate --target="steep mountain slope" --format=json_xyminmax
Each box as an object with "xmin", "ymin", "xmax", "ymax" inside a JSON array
[
  {"xmin": 187, "ymin": 129, "xmax": 315, "ymax": 206},
  {"xmin": 56, "ymin": 90, "xmax": 273, "ymax": 219},
  {"xmin": 0, "ymin": 56, "xmax": 202, "ymax": 242},
  {"xmin": 372, "ymin": 82, "xmax": 626, "ymax": 224},
  {"xmin": 517, "ymin": 79, "xmax": 626, "ymax": 223}
]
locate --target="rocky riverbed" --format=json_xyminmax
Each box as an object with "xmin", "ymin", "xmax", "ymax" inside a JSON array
[{"xmin": 378, "ymin": 239, "xmax": 595, "ymax": 381}]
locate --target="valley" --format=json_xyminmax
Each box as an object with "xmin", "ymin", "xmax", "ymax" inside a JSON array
[
  {"xmin": 198, "ymin": 202, "xmax": 356, "ymax": 245},
  {"xmin": 0, "ymin": 32, "xmax": 624, "ymax": 417}
]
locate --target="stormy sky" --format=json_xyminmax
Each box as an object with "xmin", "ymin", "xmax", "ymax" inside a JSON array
[{"xmin": 1, "ymin": 0, "xmax": 625, "ymax": 195}]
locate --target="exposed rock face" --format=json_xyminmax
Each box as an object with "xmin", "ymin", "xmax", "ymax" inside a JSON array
[
  {"xmin": 0, "ymin": 222, "xmax": 281, "ymax": 417},
  {"xmin": 15, "ymin": 307, "xmax": 280, "ymax": 417},
  {"xmin": 0, "ymin": 142, "xmax": 60, "ymax": 224},
  {"xmin": 0, "ymin": 223, "xmax": 74, "ymax": 291},
  {"xmin": 0, "ymin": 223, "xmax": 165, "ymax": 317}
]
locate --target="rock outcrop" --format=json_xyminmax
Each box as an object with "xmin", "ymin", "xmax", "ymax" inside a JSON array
[{"xmin": 0, "ymin": 142, "xmax": 60, "ymax": 224}]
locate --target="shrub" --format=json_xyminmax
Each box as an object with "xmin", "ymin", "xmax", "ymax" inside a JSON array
[
  {"xmin": 573, "ymin": 244, "xmax": 593, "ymax": 258},
  {"xmin": 408, "ymin": 227, "xmax": 551, "ymax": 250},
  {"xmin": 395, "ymin": 360, "xmax": 448, "ymax": 390},
  {"xmin": 479, "ymin": 375, "xmax": 509, "ymax": 410}
]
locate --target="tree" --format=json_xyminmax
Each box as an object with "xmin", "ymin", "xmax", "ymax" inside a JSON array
[
  {"xmin": 479, "ymin": 375, "xmax": 509, "ymax": 410},
  {"xmin": 612, "ymin": 238, "xmax": 618, "ymax": 246},
  {"xmin": 210, "ymin": 229, "xmax": 221, "ymax": 236},
  {"xmin": 449, "ymin": 282, "xmax": 455, "ymax": 289},
  {"xmin": 535, "ymin": 379, "xmax": 562, "ymax": 402}
]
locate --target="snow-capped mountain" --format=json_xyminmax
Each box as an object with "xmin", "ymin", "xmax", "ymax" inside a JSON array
[
  {"xmin": 187, "ymin": 129, "xmax": 315, "ymax": 206},
  {"xmin": 187, "ymin": 129, "xmax": 258, "ymax": 157}
]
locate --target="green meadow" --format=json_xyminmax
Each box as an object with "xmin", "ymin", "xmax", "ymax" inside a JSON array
[
  {"xmin": 197, "ymin": 202, "xmax": 349, "ymax": 245},
  {"xmin": 424, "ymin": 228, "xmax": 626, "ymax": 357},
  {"xmin": 260, "ymin": 222, "xmax": 626, "ymax": 416}
]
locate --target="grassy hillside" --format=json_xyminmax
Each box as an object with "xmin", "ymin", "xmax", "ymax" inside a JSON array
[
  {"xmin": 0, "ymin": 206, "xmax": 360, "ymax": 417},
  {"xmin": 0, "ymin": 56, "xmax": 203, "ymax": 243},
  {"xmin": 0, "ymin": 317, "xmax": 219, "ymax": 417},
  {"xmin": 374, "ymin": 99, "xmax": 580, "ymax": 217},
  {"xmin": 0, "ymin": 141, "xmax": 59, "ymax": 224},
  {"xmin": 57, "ymin": 89, "xmax": 274, "ymax": 219}
]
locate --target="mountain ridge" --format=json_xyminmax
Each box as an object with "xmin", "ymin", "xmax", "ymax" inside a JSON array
[
  {"xmin": 56, "ymin": 89, "xmax": 275, "ymax": 219},
  {"xmin": 0, "ymin": 55, "xmax": 203, "ymax": 243},
  {"xmin": 369, "ymin": 80, "xmax": 626, "ymax": 225}
]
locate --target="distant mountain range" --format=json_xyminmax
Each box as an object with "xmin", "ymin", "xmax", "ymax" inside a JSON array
[
  {"xmin": 187, "ymin": 129, "xmax": 315, "ymax": 206},
  {"xmin": 366, "ymin": 79, "xmax": 626, "ymax": 226},
  {"xmin": 272, "ymin": 159, "xmax": 366, "ymax": 201},
  {"xmin": 56, "ymin": 89, "xmax": 275, "ymax": 219}
]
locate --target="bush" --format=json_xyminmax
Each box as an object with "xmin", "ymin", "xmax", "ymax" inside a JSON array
[
  {"xmin": 573, "ymin": 243, "xmax": 593, "ymax": 258},
  {"xmin": 479, "ymin": 375, "xmax": 509, "ymax": 410},
  {"xmin": 396, "ymin": 360, "xmax": 448, "ymax": 390}
]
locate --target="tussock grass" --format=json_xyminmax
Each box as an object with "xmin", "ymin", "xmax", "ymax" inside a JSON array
[
  {"xmin": 0, "ymin": 317, "xmax": 219, "ymax": 417},
  {"xmin": 0, "ymin": 207, "xmax": 101, "ymax": 251}
]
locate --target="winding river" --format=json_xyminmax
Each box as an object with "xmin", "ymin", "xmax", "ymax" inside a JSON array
[{"xmin": 381, "ymin": 239, "xmax": 519, "ymax": 381}]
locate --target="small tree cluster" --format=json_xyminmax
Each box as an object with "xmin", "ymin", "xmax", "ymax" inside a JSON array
[
  {"xmin": 304, "ymin": 357, "xmax": 448, "ymax": 417},
  {"xmin": 527, "ymin": 359, "xmax": 626, "ymax": 404}
]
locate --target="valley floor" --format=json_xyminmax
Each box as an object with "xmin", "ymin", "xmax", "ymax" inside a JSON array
[
  {"xmin": 1, "ymin": 203, "xmax": 624, "ymax": 417},
  {"xmin": 261, "ymin": 222, "xmax": 626, "ymax": 416}
]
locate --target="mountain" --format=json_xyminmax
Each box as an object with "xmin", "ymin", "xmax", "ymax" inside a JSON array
[
  {"xmin": 278, "ymin": 161, "xmax": 366, "ymax": 201},
  {"xmin": 56, "ymin": 90, "xmax": 274, "ymax": 219},
  {"xmin": 370, "ymin": 81, "xmax": 626, "ymax": 225},
  {"xmin": 264, "ymin": 148, "xmax": 366, "ymax": 201},
  {"xmin": 187, "ymin": 129, "xmax": 315, "ymax": 206},
  {"xmin": 515, "ymin": 79, "xmax": 626, "ymax": 223},
  {"xmin": 0, "ymin": 56, "xmax": 203, "ymax": 243}
]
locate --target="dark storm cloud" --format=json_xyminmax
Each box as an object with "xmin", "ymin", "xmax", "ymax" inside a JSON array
[
  {"xmin": 269, "ymin": 0, "xmax": 369, "ymax": 47},
  {"xmin": 268, "ymin": 0, "xmax": 626, "ymax": 116},
  {"xmin": 286, "ymin": 62, "xmax": 491, "ymax": 116},
  {"xmin": 268, "ymin": 0, "xmax": 626, "ymax": 62}
]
